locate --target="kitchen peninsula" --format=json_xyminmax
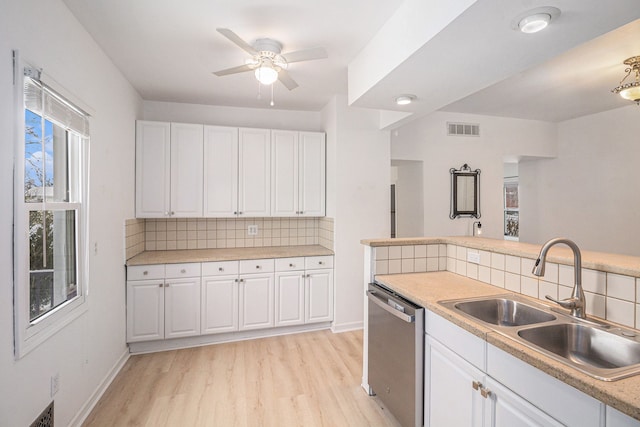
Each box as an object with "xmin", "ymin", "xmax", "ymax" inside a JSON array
[{"xmin": 362, "ymin": 236, "xmax": 640, "ymax": 425}]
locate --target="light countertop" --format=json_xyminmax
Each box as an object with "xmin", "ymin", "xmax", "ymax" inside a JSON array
[
  {"xmin": 362, "ymin": 236, "xmax": 640, "ymax": 277},
  {"xmin": 374, "ymin": 271, "xmax": 640, "ymax": 421},
  {"xmin": 127, "ymin": 245, "xmax": 334, "ymax": 266}
]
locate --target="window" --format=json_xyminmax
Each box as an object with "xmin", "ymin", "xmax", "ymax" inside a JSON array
[
  {"xmin": 504, "ymin": 177, "xmax": 519, "ymax": 241},
  {"xmin": 14, "ymin": 64, "xmax": 90, "ymax": 357}
]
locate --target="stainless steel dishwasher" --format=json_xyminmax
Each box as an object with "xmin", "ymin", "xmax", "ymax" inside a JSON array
[{"xmin": 367, "ymin": 282, "xmax": 424, "ymax": 427}]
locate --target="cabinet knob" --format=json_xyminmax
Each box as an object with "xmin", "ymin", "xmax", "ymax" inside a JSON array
[
  {"xmin": 170, "ymin": 211, "xmax": 175, "ymax": 216},
  {"xmin": 180, "ymin": 269, "xmax": 186, "ymax": 274},
  {"xmin": 158, "ymin": 283, "xmax": 163, "ymax": 287},
  {"xmin": 256, "ymin": 265, "xmax": 261, "ymax": 269},
  {"xmin": 318, "ymin": 261, "xmax": 324, "ymax": 265},
  {"xmin": 289, "ymin": 263, "xmax": 294, "ymax": 267},
  {"xmin": 165, "ymin": 283, "xmax": 169, "ymax": 287},
  {"xmin": 218, "ymin": 267, "xmax": 224, "ymax": 272},
  {"xmin": 143, "ymin": 271, "xmax": 148, "ymax": 275},
  {"xmin": 481, "ymin": 388, "xmax": 492, "ymax": 399},
  {"xmin": 165, "ymin": 212, "xmax": 170, "ymax": 216},
  {"xmin": 472, "ymin": 381, "xmax": 481, "ymax": 391},
  {"xmin": 238, "ymin": 211, "xmax": 243, "ymax": 215}
]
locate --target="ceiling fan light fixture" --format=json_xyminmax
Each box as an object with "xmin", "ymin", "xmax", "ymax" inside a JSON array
[
  {"xmin": 396, "ymin": 95, "xmax": 416, "ymax": 106},
  {"xmin": 612, "ymin": 56, "xmax": 640, "ymax": 104},
  {"xmin": 255, "ymin": 65, "xmax": 278, "ymax": 85}
]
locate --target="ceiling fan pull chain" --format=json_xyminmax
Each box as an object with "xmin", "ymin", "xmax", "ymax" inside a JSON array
[{"xmin": 270, "ymin": 84, "xmax": 275, "ymax": 107}]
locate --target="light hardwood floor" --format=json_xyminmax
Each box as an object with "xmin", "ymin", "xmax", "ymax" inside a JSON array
[{"xmin": 83, "ymin": 330, "xmax": 402, "ymax": 427}]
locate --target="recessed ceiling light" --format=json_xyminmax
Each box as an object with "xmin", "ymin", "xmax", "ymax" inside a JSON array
[
  {"xmin": 395, "ymin": 95, "xmax": 416, "ymax": 105},
  {"xmin": 512, "ymin": 7, "xmax": 561, "ymax": 34}
]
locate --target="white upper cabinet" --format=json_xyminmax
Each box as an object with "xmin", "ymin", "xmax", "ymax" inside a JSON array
[
  {"xmin": 271, "ymin": 130, "xmax": 325, "ymax": 217},
  {"xmin": 298, "ymin": 131, "xmax": 326, "ymax": 217},
  {"xmin": 203, "ymin": 126, "xmax": 239, "ymax": 217},
  {"xmin": 137, "ymin": 121, "xmax": 324, "ymax": 218},
  {"xmin": 170, "ymin": 123, "xmax": 204, "ymax": 217},
  {"xmin": 135, "ymin": 121, "xmax": 171, "ymax": 218},
  {"xmin": 238, "ymin": 128, "xmax": 271, "ymax": 217},
  {"xmin": 135, "ymin": 121, "xmax": 203, "ymax": 218}
]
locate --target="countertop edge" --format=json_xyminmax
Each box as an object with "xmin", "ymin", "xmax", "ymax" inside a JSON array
[{"xmin": 127, "ymin": 245, "xmax": 334, "ymax": 266}]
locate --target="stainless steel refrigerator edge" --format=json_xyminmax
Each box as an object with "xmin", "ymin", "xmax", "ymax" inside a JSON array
[{"xmin": 367, "ymin": 282, "xmax": 424, "ymax": 427}]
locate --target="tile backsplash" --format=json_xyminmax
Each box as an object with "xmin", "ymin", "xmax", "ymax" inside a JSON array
[
  {"xmin": 373, "ymin": 243, "xmax": 640, "ymax": 329},
  {"xmin": 125, "ymin": 217, "xmax": 334, "ymax": 259}
]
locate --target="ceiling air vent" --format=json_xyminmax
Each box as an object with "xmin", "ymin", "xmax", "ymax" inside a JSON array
[{"xmin": 447, "ymin": 122, "xmax": 480, "ymax": 137}]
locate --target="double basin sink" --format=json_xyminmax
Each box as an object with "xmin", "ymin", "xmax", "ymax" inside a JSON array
[{"xmin": 439, "ymin": 294, "xmax": 640, "ymax": 381}]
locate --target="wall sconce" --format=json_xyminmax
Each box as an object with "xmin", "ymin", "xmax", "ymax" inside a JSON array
[{"xmin": 473, "ymin": 221, "xmax": 482, "ymax": 236}]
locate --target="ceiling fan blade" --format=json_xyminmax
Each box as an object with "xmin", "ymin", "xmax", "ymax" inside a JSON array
[
  {"xmin": 281, "ymin": 47, "xmax": 328, "ymax": 64},
  {"xmin": 278, "ymin": 69, "xmax": 299, "ymax": 91},
  {"xmin": 216, "ymin": 28, "xmax": 258, "ymax": 55},
  {"xmin": 213, "ymin": 64, "xmax": 253, "ymax": 77}
]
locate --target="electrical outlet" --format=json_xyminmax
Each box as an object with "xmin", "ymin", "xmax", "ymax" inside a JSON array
[
  {"xmin": 51, "ymin": 373, "xmax": 60, "ymax": 397},
  {"xmin": 248, "ymin": 225, "xmax": 258, "ymax": 236},
  {"xmin": 467, "ymin": 251, "xmax": 481, "ymax": 264}
]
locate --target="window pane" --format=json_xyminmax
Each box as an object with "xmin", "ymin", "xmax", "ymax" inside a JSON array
[
  {"xmin": 29, "ymin": 210, "xmax": 78, "ymax": 321},
  {"xmin": 25, "ymin": 109, "xmax": 70, "ymax": 203}
]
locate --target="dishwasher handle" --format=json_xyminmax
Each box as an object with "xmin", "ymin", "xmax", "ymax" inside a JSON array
[{"xmin": 367, "ymin": 290, "xmax": 415, "ymax": 323}]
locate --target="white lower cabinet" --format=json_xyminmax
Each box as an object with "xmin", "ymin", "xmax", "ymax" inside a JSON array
[
  {"xmin": 427, "ymin": 336, "xmax": 485, "ymax": 427},
  {"xmin": 425, "ymin": 309, "xmax": 602, "ymax": 427},
  {"xmin": 128, "ymin": 255, "xmax": 333, "ymax": 343},
  {"xmin": 274, "ymin": 256, "xmax": 334, "ymax": 327},
  {"xmin": 127, "ymin": 263, "xmax": 201, "ymax": 342}
]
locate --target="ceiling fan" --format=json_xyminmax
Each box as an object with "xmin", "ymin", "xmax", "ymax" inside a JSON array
[{"xmin": 213, "ymin": 28, "xmax": 328, "ymax": 91}]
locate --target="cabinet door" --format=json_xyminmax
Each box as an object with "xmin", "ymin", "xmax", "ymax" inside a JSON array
[
  {"xmin": 484, "ymin": 377, "xmax": 564, "ymax": 427},
  {"xmin": 305, "ymin": 269, "xmax": 333, "ymax": 323},
  {"xmin": 135, "ymin": 121, "xmax": 171, "ymax": 218},
  {"xmin": 201, "ymin": 275, "xmax": 239, "ymax": 334},
  {"xmin": 127, "ymin": 279, "xmax": 165, "ymax": 342},
  {"xmin": 204, "ymin": 126, "xmax": 238, "ymax": 217},
  {"xmin": 238, "ymin": 128, "xmax": 270, "ymax": 217},
  {"xmin": 271, "ymin": 130, "xmax": 299, "ymax": 217},
  {"xmin": 298, "ymin": 132, "xmax": 325, "ymax": 217},
  {"xmin": 275, "ymin": 271, "xmax": 305, "ymax": 326},
  {"xmin": 239, "ymin": 274, "xmax": 274, "ymax": 330},
  {"xmin": 170, "ymin": 123, "xmax": 204, "ymax": 217},
  {"xmin": 427, "ymin": 336, "xmax": 485, "ymax": 427},
  {"xmin": 164, "ymin": 277, "xmax": 201, "ymax": 338}
]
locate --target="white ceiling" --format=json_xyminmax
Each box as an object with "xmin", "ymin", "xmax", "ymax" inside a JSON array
[{"xmin": 62, "ymin": 0, "xmax": 640, "ymax": 124}]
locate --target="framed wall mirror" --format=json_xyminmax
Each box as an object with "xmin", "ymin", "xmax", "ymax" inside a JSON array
[{"xmin": 450, "ymin": 164, "xmax": 481, "ymax": 219}]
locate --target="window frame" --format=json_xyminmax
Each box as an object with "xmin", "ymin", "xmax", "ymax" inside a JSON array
[{"xmin": 13, "ymin": 58, "xmax": 91, "ymax": 358}]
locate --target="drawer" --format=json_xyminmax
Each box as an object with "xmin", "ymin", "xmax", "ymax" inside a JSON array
[
  {"xmin": 165, "ymin": 263, "xmax": 201, "ymax": 278},
  {"xmin": 240, "ymin": 258, "xmax": 275, "ymax": 274},
  {"xmin": 202, "ymin": 260, "xmax": 239, "ymax": 276},
  {"xmin": 127, "ymin": 264, "xmax": 164, "ymax": 281},
  {"xmin": 275, "ymin": 257, "xmax": 305, "ymax": 272},
  {"xmin": 305, "ymin": 255, "xmax": 333, "ymax": 270}
]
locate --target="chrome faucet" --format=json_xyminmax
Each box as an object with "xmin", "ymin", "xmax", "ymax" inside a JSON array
[{"xmin": 532, "ymin": 237, "xmax": 586, "ymax": 319}]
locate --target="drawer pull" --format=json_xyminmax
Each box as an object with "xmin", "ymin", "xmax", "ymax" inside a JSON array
[
  {"xmin": 218, "ymin": 267, "xmax": 224, "ymax": 272},
  {"xmin": 180, "ymin": 269, "xmax": 186, "ymax": 273},
  {"xmin": 143, "ymin": 271, "xmax": 148, "ymax": 275}
]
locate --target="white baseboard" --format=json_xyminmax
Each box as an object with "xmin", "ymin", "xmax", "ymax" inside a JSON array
[
  {"xmin": 331, "ymin": 320, "xmax": 363, "ymax": 333},
  {"xmin": 128, "ymin": 322, "xmax": 332, "ymax": 354},
  {"xmin": 69, "ymin": 348, "xmax": 130, "ymax": 427}
]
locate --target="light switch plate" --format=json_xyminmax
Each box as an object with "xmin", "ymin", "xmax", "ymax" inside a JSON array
[{"xmin": 467, "ymin": 251, "xmax": 480, "ymax": 264}]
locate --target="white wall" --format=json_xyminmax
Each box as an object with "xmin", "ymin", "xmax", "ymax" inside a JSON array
[
  {"xmin": 143, "ymin": 100, "xmax": 323, "ymax": 131},
  {"xmin": 0, "ymin": 1, "xmax": 142, "ymax": 425},
  {"xmin": 323, "ymin": 95, "xmax": 390, "ymax": 331},
  {"xmin": 392, "ymin": 111, "xmax": 556, "ymax": 239},
  {"xmin": 519, "ymin": 105, "xmax": 640, "ymax": 256},
  {"xmin": 391, "ymin": 159, "xmax": 424, "ymax": 237}
]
